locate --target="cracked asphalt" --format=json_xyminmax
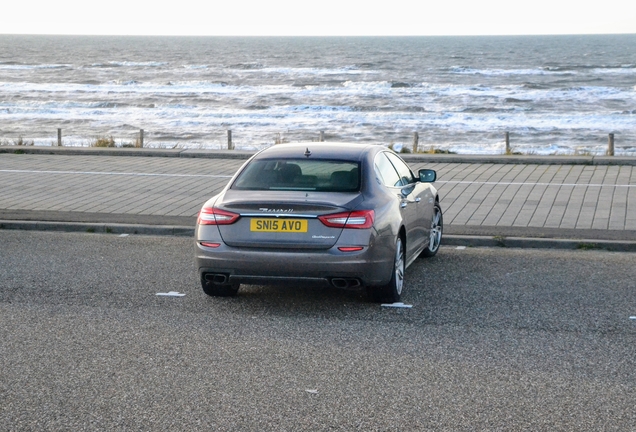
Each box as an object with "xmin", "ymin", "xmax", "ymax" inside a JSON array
[{"xmin": 1, "ymin": 230, "xmax": 635, "ymax": 431}]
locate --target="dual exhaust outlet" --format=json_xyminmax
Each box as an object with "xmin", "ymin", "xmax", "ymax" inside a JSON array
[
  {"xmin": 204, "ymin": 273, "xmax": 229, "ymax": 285},
  {"xmin": 330, "ymin": 278, "xmax": 362, "ymax": 290},
  {"xmin": 204, "ymin": 273, "xmax": 361, "ymax": 290}
]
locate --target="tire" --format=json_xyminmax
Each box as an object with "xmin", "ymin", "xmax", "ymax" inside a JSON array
[
  {"xmin": 421, "ymin": 203, "xmax": 443, "ymax": 258},
  {"xmin": 367, "ymin": 236, "xmax": 405, "ymax": 303},
  {"xmin": 201, "ymin": 280, "xmax": 239, "ymax": 297}
]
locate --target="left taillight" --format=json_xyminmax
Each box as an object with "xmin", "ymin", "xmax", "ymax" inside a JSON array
[
  {"xmin": 318, "ymin": 209, "xmax": 374, "ymax": 229},
  {"xmin": 197, "ymin": 207, "xmax": 240, "ymax": 225},
  {"xmin": 199, "ymin": 242, "xmax": 221, "ymax": 248}
]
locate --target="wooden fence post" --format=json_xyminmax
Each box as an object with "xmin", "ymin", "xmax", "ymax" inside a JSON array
[
  {"xmin": 607, "ymin": 133, "xmax": 614, "ymax": 156},
  {"xmin": 57, "ymin": 129, "xmax": 62, "ymax": 146},
  {"xmin": 227, "ymin": 130, "xmax": 233, "ymax": 150},
  {"xmin": 413, "ymin": 132, "xmax": 419, "ymax": 153},
  {"xmin": 505, "ymin": 132, "xmax": 510, "ymax": 154},
  {"xmin": 139, "ymin": 129, "xmax": 144, "ymax": 148}
]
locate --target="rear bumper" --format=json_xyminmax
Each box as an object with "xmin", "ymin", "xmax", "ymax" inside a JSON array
[{"xmin": 195, "ymin": 236, "xmax": 395, "ymax": 287}]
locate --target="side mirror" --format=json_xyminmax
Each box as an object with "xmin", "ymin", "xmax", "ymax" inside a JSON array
[{"xmin": 419, "ymin": 169, "xmax": 437, "ymax": 183}]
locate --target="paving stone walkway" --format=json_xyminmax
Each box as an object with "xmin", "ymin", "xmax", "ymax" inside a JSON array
[{"xmin": 1, "ymin": 153, "xmax": 635, "ymax": 238}]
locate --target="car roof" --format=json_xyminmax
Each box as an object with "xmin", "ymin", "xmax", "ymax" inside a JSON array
[{"xmin": 253, "ymin": 142, "xmax": 382, "ymax": 161}]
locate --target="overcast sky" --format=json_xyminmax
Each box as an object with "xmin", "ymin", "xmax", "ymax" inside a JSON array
[{"xmin": 3, "ymin": 0, "xmax": 635, "ymax": 36}]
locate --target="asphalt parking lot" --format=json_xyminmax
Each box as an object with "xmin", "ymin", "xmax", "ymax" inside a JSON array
[{"xmin": 1, "ymin": 230, "xmax": 635, "ymax": 430}]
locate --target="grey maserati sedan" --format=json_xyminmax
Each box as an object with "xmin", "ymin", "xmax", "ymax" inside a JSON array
[{"xmin": 195, "ymin": 142, "xmax": 442, "ymax": 303}]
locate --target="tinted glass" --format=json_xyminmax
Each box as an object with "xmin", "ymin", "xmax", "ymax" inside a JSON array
[
  {"xmin": 385, "ymin": 152, "xmax": 415, "ymax": 185},
  {"xmin": 374, "ymin": 152, "xmax": 402, "ymax": 187},
  {"xmin": 232, "ymin": 159, "xmax": 360, "ymax": 192}
]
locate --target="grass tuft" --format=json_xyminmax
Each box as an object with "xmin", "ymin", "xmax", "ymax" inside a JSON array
[
  {"xmin": 577, "ymin": 242, "xmax": 601, "ymax": 250},
  {"xmin": 388, "ymin": 143, "xmax": 413, "ymax": 154},
  {"xmin": 493, "ymin": 235, "xmax": 507, "ymax": 247},
  {"xmin": 504, "ymin": 147, "xmax": 523, "ymax": 156},
  {"xmin": 92, "ymin": 136, "xmax": 116, "ymax": 147},
  {"xmin": 420, "ymin": 147, "xmax": 456, "ymax": 154},
  {"xmin": 13, "ymin": 136, "xmax": 34, "ymax": 146},
  {"xmin": 574, "ymin": 149, "xmax": 593, "ymax": 156}
]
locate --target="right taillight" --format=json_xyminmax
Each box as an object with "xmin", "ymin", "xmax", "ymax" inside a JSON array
[
  {"xmin": 318, "ymin": 210, "xmax": 374, "ymax": 229},
  {"xmin": 197, "ymin": 207, "xmax": 240, "ymax": 225}
]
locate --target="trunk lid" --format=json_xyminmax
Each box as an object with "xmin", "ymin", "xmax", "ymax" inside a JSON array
[{"xmin": 216, "ymin": 190, "xmax": 364, "ymax": 249}]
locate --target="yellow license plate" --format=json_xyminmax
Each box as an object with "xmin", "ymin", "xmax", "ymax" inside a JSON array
[{"xmin": 250, "ymin": 218, "xmax": 308, "ymax": 233}]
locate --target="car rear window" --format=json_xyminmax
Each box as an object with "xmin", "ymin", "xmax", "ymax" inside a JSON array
[{"xmin": 232, "ymin": 159, "xmax": 360, "ymax": 192}]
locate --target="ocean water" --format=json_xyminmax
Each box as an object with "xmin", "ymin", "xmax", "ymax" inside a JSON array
[{"xmin": 1, "ymin": 34, "xmax": 635, "ymax": 154}]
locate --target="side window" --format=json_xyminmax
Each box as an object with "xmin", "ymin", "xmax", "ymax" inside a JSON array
[
  {"xmin": 374, "ymin": 152, "xmax": 402, "ymax": 187},
  {"xmin": 385, "ymin": 152, "xmax": 415, "ymax": 185}
]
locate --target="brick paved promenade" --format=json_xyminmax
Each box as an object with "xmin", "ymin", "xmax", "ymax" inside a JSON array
[{"xmin": 1, "ymin": 147, "xmax": 636, "ymax": 241}]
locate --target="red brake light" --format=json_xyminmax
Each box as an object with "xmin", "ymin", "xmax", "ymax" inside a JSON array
[
  {"xmin": 318, "ymin": 210, "xmax": 374, "ymax": 229},
  {"xmin": 197, "ymin": 207, "xmax": 240, "ymax": 225},
  {"xmin": 200, "ymin": 242, "xmax": 221, "ymax": 248},
  {"xmin": 338, "ymin": 246, "xmax": 364, "ymax": 252}
]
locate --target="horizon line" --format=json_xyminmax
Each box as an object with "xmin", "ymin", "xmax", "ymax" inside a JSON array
[{"xmin": 2, "ymin": 32, "xmax": 636, "ymax": 37}]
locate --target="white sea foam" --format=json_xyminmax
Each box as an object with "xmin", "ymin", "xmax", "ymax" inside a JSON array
[
  {"xmin": 182, "ymin": 64, "xmax": 209, "ymax": 69},
  {"xmin": 111, "ymin": 61, "xmax": 168, "ymax": 67},
  {"xmin": 592, "ymin": 67, "xmax": 636, "ymax": 75},
  {"xmin": 449, "ymin": 67, "xmax": 571, "ymax": 76},
  {"xmin": 248, "ymin": 66, "xmax": 373, "ymax": 76},
  {"xmin": 0, "ymin": 63, "xmax": 71, "ymax": 70}
]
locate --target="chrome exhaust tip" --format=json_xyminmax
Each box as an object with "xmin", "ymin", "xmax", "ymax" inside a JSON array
[
  {"xmin": 204, "ymin": 273, "xmax": 229, "ymax": 285},
  {"xmin": 331, "ymin": 278, "xmax": 362, "ymax": 289}
]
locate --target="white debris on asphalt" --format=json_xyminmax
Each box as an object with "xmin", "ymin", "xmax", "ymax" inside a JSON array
[
  {"xmin": 630, "ymin": 316, "xmax": 636, "ymax": 320},
  {"xmin": 305, "ymin": 389, "xmax": 319, "ymax": 394},
  {"xmin": 119, "ymin": 234, "xmax": 129, "ymax": 237},
  {"xmin": 456, "ymin": 246, "xmax": 467, "ymax": 250},
  {"xmin": 156, "ymin": 291, "xmax": 186, "ymax": 297},
  {"xmin": 381, "ymin": 302, "xmax": 413, "ymax": 308}
]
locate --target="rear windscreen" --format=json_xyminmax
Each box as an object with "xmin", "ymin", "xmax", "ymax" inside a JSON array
[{"xmin": 232, "ymin": 159, "xmax": 360, "ymax": 192}]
